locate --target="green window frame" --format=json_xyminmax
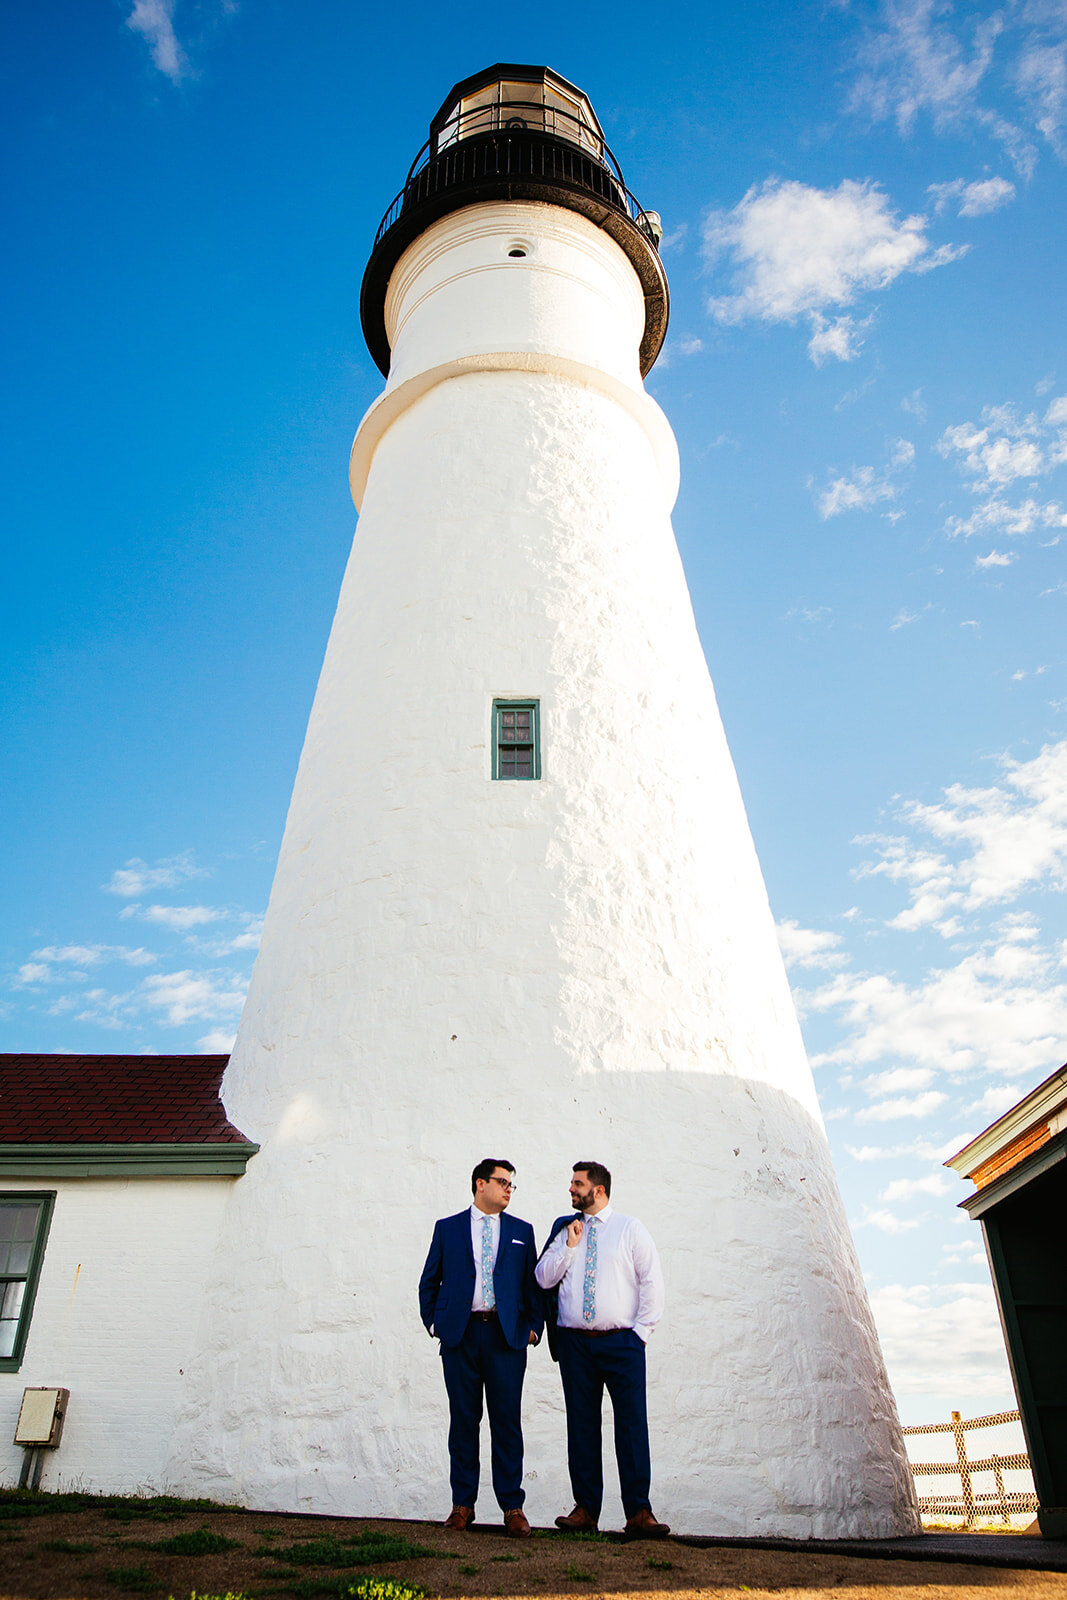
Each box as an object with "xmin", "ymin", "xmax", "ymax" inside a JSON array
[
  {"xmin": 0, "ymin": 1192, "xmax": 55, "ymax": 1372},
  {"xmin": 492, "ymin": 700, "xmax": 541, "ymax": 780}
]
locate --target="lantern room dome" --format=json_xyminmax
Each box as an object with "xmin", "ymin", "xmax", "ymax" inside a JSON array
[{"xmin": 359, "ymin": 64, "xmax": 669, "ymax": 378}]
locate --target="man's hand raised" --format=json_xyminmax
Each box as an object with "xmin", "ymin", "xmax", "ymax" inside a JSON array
[{"xmin": 566, "ymin": 1218, "xmax": 584, "ymax": 1248}]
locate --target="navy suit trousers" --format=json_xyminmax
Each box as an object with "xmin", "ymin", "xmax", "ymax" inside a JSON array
[
  {"xmin": 556, "ymin": 1328, "xmax": 651, "ymax": 1520},
  {"xmin": 441, "ymin": 1316, "xmax": 528, "ymax": 1511}
]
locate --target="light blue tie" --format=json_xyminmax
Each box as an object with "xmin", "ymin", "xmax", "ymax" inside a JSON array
[
  {"xmin": 582, "ymin": 1218, "xmax": 597, "ymax": 1324},
  {"xmin": 481, "ymin": 1216, "xmax": 496, "ymax": 1310}
]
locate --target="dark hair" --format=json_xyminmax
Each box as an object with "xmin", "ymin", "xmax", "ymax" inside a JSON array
[
  {"xmin": 471, "ymin": 1158, "xmax": 515, "ymax": 1195},
  {"xmin": 573, "ymin": 1161, "xmax": 611, "ymax": 1198}
]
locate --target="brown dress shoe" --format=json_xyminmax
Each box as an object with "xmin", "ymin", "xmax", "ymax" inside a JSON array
[
  {"xmin": 503, "ymin": 1507, "xmax": 532, "ymax": 1538},
  {"xmin": 443, "ymin": 1505, "xmax": 474, "ymax": 1531},
  {"xmin": 554, "ymin": 1504, "xmax": 599, "ymax": 1532},
  {"xmin": 624, "ymin": 1506, "xmax": 670, "ymax": 1539}
]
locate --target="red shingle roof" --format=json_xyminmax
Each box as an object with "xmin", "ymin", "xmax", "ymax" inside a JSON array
[{"xmin": 0, "ymin": 1055, "xmax": 251, "ymax": 1144}]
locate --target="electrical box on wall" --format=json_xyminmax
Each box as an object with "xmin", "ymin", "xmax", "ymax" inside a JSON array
[{"xmin": 14, "ymin": 1386, "xmax": 69, "ymax": 1449}]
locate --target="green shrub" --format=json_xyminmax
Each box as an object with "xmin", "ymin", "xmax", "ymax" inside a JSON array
[
  {"xmin": 261, "ymin": 1531, "xmax": 434, "ymax": 1569},
  {"xmin": 152, "ymin": 1527, "xmax": 240, "ymax": 1556},
  {"xmin": 106, "ymin": 1563, "xmax": 160, "ymax": 1592}
]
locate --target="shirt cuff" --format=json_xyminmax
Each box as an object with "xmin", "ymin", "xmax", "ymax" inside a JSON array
[{"xmin": 633, "ymin": 1322, "xmax": 653, "ymax": 1342}]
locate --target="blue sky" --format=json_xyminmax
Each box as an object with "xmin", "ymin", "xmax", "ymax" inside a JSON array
[{"xmin": 5, "ymin": 1, "xmax": 1067, "ymax": 1430}]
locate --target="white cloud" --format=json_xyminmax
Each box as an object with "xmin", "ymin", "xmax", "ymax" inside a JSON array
[
  {"xmin": 969, "ymin": 1083, "xmax": 1021, "ymax": 1120},
  {"xmin": 855, "ymin": 1090, "xmax": 949, "ymax": 1123},
  {"xmin": 815, "ymin": 439, "xmax": 915, "ymax": 519},
  {"xmin": 975, "ymin": 549, "xmax": 1016, "ymax": 568},
  {"xmin": 125, "ymin": 0, "xmax": 188, "ymax": 84},
  {"xmin": 890, "ymin": 607, "xmax": 920, "ymax": 630},
  {"xmin": 946, "ymin": 496, "xmax": 1067, "ymax": 538},
  {"xmin": 846, "ymin": 0, "xmax": 1040, "ymax": 174},
  {"xmin": 16, "ymin": 963, "xmax": 52, "ymax": 986},
  {"xmin": 927, "ymin": 176, "xmax": 1016, "ymax": 216},
  {"xmin": 808, "ymin": 314, "xmax": 867, "ymax": 366},
  {"xmin": 857, "ymin": 1207, "xmax": 925, "ymax": 1232},
  {"xmin": 806, "ymin": 934, "xmax": 1067, "ymax": 1081},
  {"xmin": 879, "ymin": 1173, "xmax": 951, "ymax": 1201},
  {"xmin": 104, "ymin": 853, "xmax": 209, "ymax": 898},
  {"xmin": 1016, "ymin": 38, "xmax": 1067, "ymax": 154},
  {"xmin": 139, "ymin": 969, "xmax": 248, "ymax": 1026},
  {"xmin": 848, "ymin": 0, "xmax": 1002, "ymax": 135},
  {"xmin": 857, "ymin": 742, "xmax": 1067, "ymax": 931},
  {"xmin": 901, "ymin": 388, "xmax": 928, "ymax": 421},
  {"xmin": 197, "ymin": 1028, "xmax": 237, "ymax": 1053},
  {"xmin": 939, "ymin": 395, "xmax": 1067, "ymax": 497},
  {"xmin": 136, "ymin": 904, "xmax": 226, "ymax": 930},
  {"xmin": 776, "ymin": 919, "xmax": 847, "ymax": 970},
  {"xmin": 866, "ymin": 1066, "xmax": 935, "ymax": 1095},
  {"xmin": 869, "ymin": 1281, "xmax": 1015, "ymax": 1401},
  {"xmin": 704, "ymin": 178, "xmax": 962, "ymax": 362},
  {"xmin": 846, "ymin": 1137, "xmax": 953, "ymax": 1162}
]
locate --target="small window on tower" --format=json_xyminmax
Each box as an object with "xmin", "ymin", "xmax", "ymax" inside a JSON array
[{"xmin": 493, "ymin": 700, "xmax": 541, "ymax": 781}]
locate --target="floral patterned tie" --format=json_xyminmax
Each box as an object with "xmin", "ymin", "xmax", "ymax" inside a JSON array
[
  {"xmin": 481, "ymin": 1216, "xmax": 496, "ymax": 1310},
  {"xmin": 582, "ymin": 1217, "xmax": 597, "ymax": 1324}
]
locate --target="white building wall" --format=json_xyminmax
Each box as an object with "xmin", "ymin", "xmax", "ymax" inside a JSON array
[
  {"xmin": 169, "ymin": 201, "xmax": 919, "ymax": 1536},
  {"xmin": 0, "ymin": 1176, "xmax": 236, "ymax": 1493}
]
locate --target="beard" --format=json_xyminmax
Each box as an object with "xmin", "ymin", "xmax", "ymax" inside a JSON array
[{"xmin": 571, "ymin": 1192, "xmax": 594, "ymax": 1212}]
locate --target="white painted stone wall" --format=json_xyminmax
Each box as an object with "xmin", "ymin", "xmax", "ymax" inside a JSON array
[
  {"xmin": 169, "ymin": 201, "xmax": 919, "ymax": 1536},
  {"xmin": 0, "ymin": 1176, "xmax": 236, "ymax": 1493}
]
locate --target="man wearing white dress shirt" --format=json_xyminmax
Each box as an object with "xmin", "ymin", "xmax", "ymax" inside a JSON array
[{"xmin": 535, "ymin": 1161, "xmax": 669, "ymax": 1539}]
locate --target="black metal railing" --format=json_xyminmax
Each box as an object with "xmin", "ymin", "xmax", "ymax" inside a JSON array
[{"xmin": 372, "ymin": 102, "xmax": 660, "ymax": 252}]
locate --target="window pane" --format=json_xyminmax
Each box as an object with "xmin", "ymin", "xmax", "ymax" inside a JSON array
[
  {"xmin": 0, "ymin": 1322, "xmax": 15, "ymax": 1359},
  {"xmin": 1, "ymin": 1281, "xmax": 25, "ymax": 1320},
  {"xmin": 14, "ymin": 1207, "xmax": 39, "ymax": 1242},
  {"xmin": 7, "ymin": 1244, "xmax": 32, "ymax": 1275}
]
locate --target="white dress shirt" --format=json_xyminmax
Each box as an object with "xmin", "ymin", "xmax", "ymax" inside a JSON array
[
  {"xmin": 534, "ymin": 1205, "xmax": 664, "ymax": 1342},
  {"xmin": 470, "ymin": 1203, "xmax": 501, "ymax": 1312}
]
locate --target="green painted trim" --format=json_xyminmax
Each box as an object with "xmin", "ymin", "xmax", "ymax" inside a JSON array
[
  {"xmin": 0, "ymin": 1143, "xmax": 259, "ymax": 1178},
  {"xmin": 492, "ymin": 698, "xmax": 541, "ymax": 781},
  {"xmin": 0, "ymin": 1190, "xmax": 55, "ymax": 1373}
]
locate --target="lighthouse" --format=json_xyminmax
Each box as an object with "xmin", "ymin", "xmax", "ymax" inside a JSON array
[{"xmin": 170, "ymin": 65, "xmax": 919, "ymax": 1537}]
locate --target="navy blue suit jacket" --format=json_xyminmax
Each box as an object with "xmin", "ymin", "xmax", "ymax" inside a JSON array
[
  {"xmin": 539, "ymin": 1213, "xmax": 581, "ymax": 1362},
  {"xmin": 420, "ymin": 1209, "xmax": 545, "ymax": 1351}
]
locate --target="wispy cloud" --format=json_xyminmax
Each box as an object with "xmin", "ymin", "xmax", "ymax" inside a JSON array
[
  {"xmin": 869, "ymin": 1280, "xmax": 1015, "ymax": 1399},
  {"xmin": 125, "ymin": 0, "xmax": 188, "ymax": 84},
  {"xmin": 927, "ymin": 176, "xmax": 1016, "ymax": 216},
  {"xmin": 938, "ymin": 395, "xmax": 1067, "ymax": 495},
  {"xmin": 776, "ymin": 919, "xmax": 847, "ymax": 970},
  {"xmin": 855, "ymin": 741, "xmax": 1067, "ymax": 932},
  {"xmin": 805, "ymin": 931, "xmax": 1067, "ymax": 1081},
  {"xmin": 704, "ymin": 179, "xmax": 962, "ymax": 363},
  {"xmin": 104, "ymin": 853, "xmax": 209, "ymax": 898},
  {"xmin": 845, "ymin": 0, "xmax": 1048, "ymax": 174},
  {"xmin": 814, "ymin": 437, "xmax": 915, "ymax": 519},
  {"xmin": 123, "ymin": 903, "xmax": 226, "ymax": 930}
]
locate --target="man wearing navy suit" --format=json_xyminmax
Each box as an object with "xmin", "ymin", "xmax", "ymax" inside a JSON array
[
  {"xmin": 536, "ymin": 1161, "xmax": 669, "ymax": 1539},
  {"xmin": 419, "ymin": 1158, "xmax": 543, "ymax": 1537}
]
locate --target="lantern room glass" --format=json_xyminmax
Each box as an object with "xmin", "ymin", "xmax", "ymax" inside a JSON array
[{"xmin": 434, "ymin": 76, "xmax": 604, "ymax": 160}]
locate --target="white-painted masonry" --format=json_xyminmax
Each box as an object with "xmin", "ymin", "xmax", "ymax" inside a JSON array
[
  {"xmin": 169, "ymin": 200, "xmax": 920, "ymax": 1535},
  {"xmin": 0, "ymin": 1176, "xmax": 236, "ymax": 1493}
]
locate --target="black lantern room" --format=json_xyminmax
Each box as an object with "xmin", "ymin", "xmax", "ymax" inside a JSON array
[{"xmin": 360, "ymin": 64, "xmax": 668, "ymax": 379}]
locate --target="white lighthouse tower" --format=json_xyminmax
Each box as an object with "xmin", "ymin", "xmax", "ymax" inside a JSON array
[{"xmin": 170, "ymin": 66, "xmax": 919, "ymax": 1537}]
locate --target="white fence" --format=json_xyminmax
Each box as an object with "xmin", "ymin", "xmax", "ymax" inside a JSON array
[{"xmin": 902, "ymin": 1408, "xmax": 1039, "ymax": 1525}]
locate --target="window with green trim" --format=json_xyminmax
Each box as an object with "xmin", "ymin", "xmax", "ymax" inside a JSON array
[
  {"xmin": 0, "ymin": 1193, "xmax": 55, "ymax": 1371},
  {"xmin": 493, "ymin": 700, "xmax": 540, "ymax": 780}
]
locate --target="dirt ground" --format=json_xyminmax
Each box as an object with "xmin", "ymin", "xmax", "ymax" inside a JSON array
[{"xmin": 1, "ymin": 1496, "xmax": 1065, "ymax": 1600}]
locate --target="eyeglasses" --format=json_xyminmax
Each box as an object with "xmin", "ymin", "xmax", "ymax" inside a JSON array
[{"xmin": 491, "ymin": 1176, "xmax": 516, "ymax": 1191}]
